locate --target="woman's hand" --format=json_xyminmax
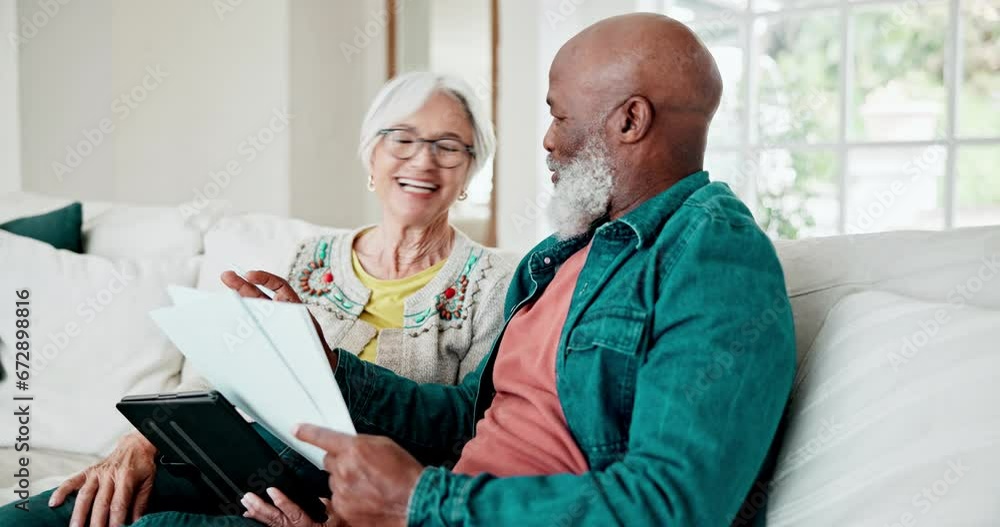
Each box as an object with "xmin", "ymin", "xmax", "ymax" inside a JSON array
[
  {"xmin": 242, "ymin": 487, "xmax": 346, "ymax": 527},
  {"xmin": 49, "ymin": 431, "xmax": 158, "ymax": 527},
  {"xmin": 220, "ymin": 270, "xmax": 337, "ymax": 370}
]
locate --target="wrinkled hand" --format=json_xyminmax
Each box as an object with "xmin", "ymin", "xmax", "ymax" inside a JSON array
[
  {"xmin": 242, "ymin": 487, "xmax": 346, "ymax": 527},
  {"xmin": 220, "ymin": 269, "xmax": 337, "ymax": 369},
  {"xmin": 49, "ymin": 432, "xmax": 157, "ymax": 527},
  {"xmin": 294, "ymin": 424, "xmax": 425, "ymax": 527}
]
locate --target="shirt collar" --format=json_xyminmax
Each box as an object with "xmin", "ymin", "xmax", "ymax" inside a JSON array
[
  {"xmin": 617, "ymin": 170, "xmax": 710, "ymax": 249},
  {"xmin": 529, "ymin": 231, "xmax": 594, "ymax": 275},
  {"xmin": 529, "ymin": 170, "xmax": 711, "ymax": 271}
]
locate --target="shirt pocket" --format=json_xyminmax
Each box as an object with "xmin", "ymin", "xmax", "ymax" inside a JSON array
[
  {"xmin": 563, "ymin": 305, "xmax": 647, "ymax": 451},
  {"xmin": 566, "ymin": 305, "xmax": 647, "ymax": 356}
]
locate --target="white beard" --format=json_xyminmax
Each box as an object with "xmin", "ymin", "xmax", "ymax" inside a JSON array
[{"xmin": 546, "ymin": 137, "xmax": 614, "ymax": 240}]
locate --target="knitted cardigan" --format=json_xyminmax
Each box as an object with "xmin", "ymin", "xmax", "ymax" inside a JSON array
[{"xmin": 285, "ymin": 226, "xmax": 513, "ymax": 386}]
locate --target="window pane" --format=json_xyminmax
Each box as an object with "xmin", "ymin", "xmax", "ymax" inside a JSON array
[
  {"xmin": 955, "ymin": 145, "xmax": 1000, "ymax": 228},
  {"xmin": 691, "ymin": 20, "xmax": 745, "ymax": 147},
  {"xmin": 958, "ymin": 0, "xmax": 1000, "ymax": 138},
  {"xmin": 755, "ymin": 12, "xmax": 840, "ymax": 144},
  {"xmin": 664, "ymin": 0, "xmax": 747, "ymax": 21},
  {"xmin": 845, "ymin": 146, "xmax": 947, "ymax": 233},
  {"xmin": 850, "ymin": 2, "xmax": 949, "ymax": 142},
  {"xmin": 755, "ymin": 0, "xmax": 837, "ymax": 13},
  {"xmin": 706, "ymin": 150, "xmax": 752, "ymax": 199},
  {"xmin": 757, "ymin": 149, "xmax": 839, "ymax": 239}
]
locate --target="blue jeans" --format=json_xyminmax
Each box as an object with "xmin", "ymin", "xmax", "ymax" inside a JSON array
[{"xmin": 0, "ymin": 424, "xmax": 328, "ymax": 526}]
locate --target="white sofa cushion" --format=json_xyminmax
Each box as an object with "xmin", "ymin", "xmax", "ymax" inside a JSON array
[
  {"xmin": 765, "ymin": 290, "xmax": 1000, "ymax": 525},
  {"xmin": 0, "ymin": 191, "xmax": 112, "ymax": 225},
  {"xmin": 0, "ymin": 232, "xmax": 199, "ymax": 457},
  {"xmin": 0, "ymin": 191, "xmax": 205, "ymax": 260},
  {"xmin": 195, "ymin": 214, "xmax": 338, "ymax": 292},
  {"xmin": 776, "ymin": 226, "xmax": 1000, "ymax": 363},
  {"xmin": 84, "ymin": 206, "xmax": 205, "ymax": 261}
]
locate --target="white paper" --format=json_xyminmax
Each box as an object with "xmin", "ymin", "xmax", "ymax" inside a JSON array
[
  {"xmin": 238, "ymin": 296, "xmax": 354, "ymax": 433},
  {"xmin": 165, "ymin": 284, "xmax": 215, "ymax": 306},
  {"xmin": 149, "ymin": 286, "xmax": 355, "ymax": 468}
]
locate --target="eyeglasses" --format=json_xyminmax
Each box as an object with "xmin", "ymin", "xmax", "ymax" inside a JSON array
[{"xmin": 378, "ymin": 128, "xmax": 475, "ymax": 169}]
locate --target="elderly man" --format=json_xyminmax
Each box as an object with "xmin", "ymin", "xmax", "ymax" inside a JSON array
[{"xmin": 244, "ymin": 12, "xmax": 796, "ymax": 527}]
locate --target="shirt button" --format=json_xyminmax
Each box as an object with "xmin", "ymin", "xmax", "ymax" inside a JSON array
[{"xmin": 543, "ymin": 257, "xmax": 552, "ymax": 265}]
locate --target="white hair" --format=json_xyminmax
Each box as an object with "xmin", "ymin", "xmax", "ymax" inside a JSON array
[
  {"xmin": 358, "ymin": 72, "xmax": 496, "ymax": 180},
  {"xmin": 546, "ymin": 136, "xmax": 614, "ymax": 239}
]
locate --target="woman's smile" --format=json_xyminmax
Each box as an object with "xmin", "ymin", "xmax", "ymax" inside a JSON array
[{"xmin": 395, "ymin": 177, "xmax": 441, "ymax": 196}]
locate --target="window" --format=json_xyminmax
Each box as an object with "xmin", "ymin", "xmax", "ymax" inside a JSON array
[{"xmin": 660, "ymin": 0, "xmax": 1000, "ymax": 239}]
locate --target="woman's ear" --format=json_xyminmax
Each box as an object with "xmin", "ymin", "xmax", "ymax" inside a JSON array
[
  {"xmin": 368, "ymin": 141, "xmax": 380, "ymax": 175},
  {"xmin": 463, "ymin": 165, "xmax": 476, "ymax": 194}
]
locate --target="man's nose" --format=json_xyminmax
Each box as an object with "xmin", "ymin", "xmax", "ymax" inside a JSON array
[{"xmin": 542, "ymin": 123, "xmax": 556, "ymax": 153}]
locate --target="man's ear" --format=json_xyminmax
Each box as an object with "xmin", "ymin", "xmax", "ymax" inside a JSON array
[{"xmin": 611, "ymin": 96, "xmax": 654, "ymax": 144}]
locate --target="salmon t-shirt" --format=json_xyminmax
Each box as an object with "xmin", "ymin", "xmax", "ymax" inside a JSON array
[{"xmin": 453, "ymin": 243, "xmax": 591, "ymax": 477}]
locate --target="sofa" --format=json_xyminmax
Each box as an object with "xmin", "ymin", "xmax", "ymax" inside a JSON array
[{"xmin": 1, "ymin": 191, "xmax": 998, "ymax": 524}]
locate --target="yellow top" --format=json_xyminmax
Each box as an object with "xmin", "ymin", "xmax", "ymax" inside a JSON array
[{"xmin": 351, "ymin": 250, "xmax": 445, "ymax": 362}]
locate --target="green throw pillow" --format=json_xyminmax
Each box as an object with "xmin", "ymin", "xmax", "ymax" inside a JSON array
[{"xmin": 0, "ymin": 202, "xmax": 84, "ymax": 253}]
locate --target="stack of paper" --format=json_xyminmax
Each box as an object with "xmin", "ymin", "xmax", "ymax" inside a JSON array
[{"xmin": 149, "ymin": 286, "xmax": 355, "ymax": 468}]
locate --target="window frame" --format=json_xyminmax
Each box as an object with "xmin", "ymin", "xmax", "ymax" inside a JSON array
[{"xmin": 659, "ymin": 0, "xmax": 1000, "ymax": 235}]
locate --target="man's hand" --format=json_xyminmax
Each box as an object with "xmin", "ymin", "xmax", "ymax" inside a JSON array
[
  {"xmin": 294, "ymin": 424, "xmax": 425, "ymax": 527},
  {"xmin": 220, "ymin": 269, "xmax": 303, "ymax": 304},
  {"xmin": 221, "ymin": 269, "xmax": 338, "ymax": 370},
  {"xmin": 49, "ymin": 431, "xmax": 157, "ymax": 527}
]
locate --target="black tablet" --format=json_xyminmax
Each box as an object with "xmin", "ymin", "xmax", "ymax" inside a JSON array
[{"xmin": 116, "ymin": 390, "xmax": 327, "ymax": 522}]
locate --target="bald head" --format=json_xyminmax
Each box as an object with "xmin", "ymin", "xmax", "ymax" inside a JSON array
[
  {"xmin": 543, "ymin": 13, "xmax": 723, "ymax": 219},
  {"xmin": 557, "ymin": 13, "xmax": 722, "ymax": 118}
]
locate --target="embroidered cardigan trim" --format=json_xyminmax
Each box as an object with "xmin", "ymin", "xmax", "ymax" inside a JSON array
[{"xmin": 288, "ymin": 226, "xmax": 494, "ymax": 334}]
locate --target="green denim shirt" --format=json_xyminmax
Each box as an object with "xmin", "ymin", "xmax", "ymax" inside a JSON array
[{"xmin": 333, "ymin": 171, "xmax": 796, "ymax": 526}]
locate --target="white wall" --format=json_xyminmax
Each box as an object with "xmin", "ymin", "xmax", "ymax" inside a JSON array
[
  {"xmin": 113, "ymin": 0, "xmax": 291, "ymax": 216},
  {"xmin": 17, "ymin": 0, "xmax": 290, "ymax": 214},
  {"xmin": 495, "ymin": 0, "xmax": 546, "ymax": 253},
  {"xmin": 289, "ymin": 0, "xmax": 382, "ymax": 228},
  {"xmin": 18, "ymin": 0, "xmax": 113, "ymax": 201},
  {"xmin": 9, "ymin": 0, "xmax": 649, "ymax": 245},
  {"xmin": 14, "ymin": 0, "xmax": 385, "ymax": 226},
  {"xmin": 0, "ymin": 0, "xmax": 21, "ymax": 193}
]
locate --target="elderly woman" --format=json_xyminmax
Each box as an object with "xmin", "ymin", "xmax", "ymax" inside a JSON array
[
  {"xmin": 224, "ymin": 71, "xmax": 511, "ymax": 386},
  {"xmin": 6, "ymin": 72, "xmax": 511, "ymax": 527},
  {"xmin": 271, "ymin": 72, "xmax": 511, "ymax": 385}
]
